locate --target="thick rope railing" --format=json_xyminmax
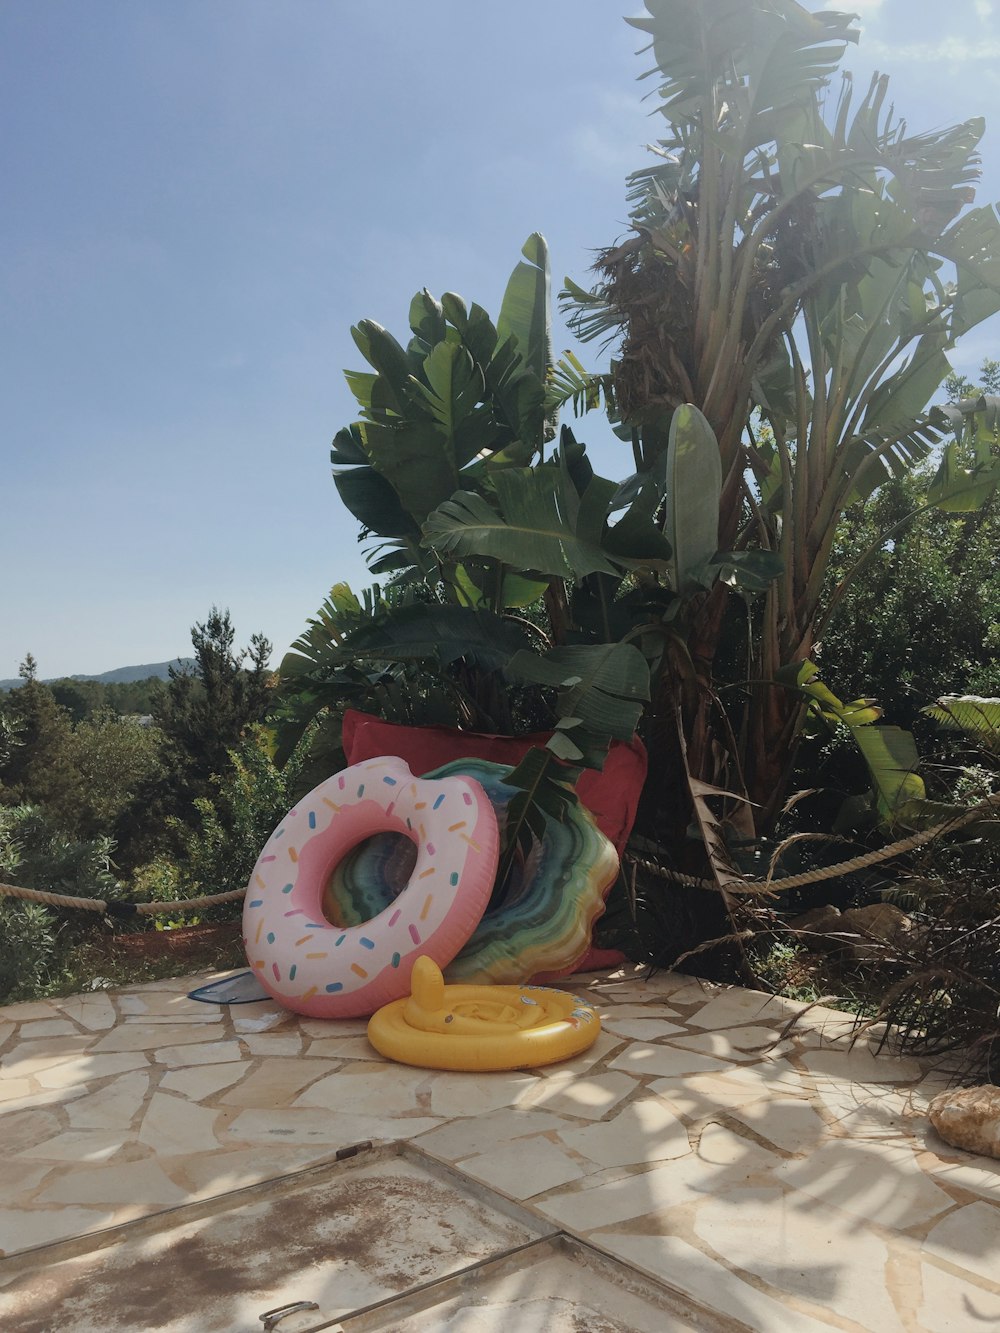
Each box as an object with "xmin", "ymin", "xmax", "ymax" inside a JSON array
[
  {"xmin": 0, "ymin": 883, "xmax": 246, "ymax": 918},
  {"xmin": 628, "ymin": 791, "xmax": 1000, "ymax": 894},
  {"xmin": 1, "ymin": 791, "xmax": 996, "ymax": 918}
]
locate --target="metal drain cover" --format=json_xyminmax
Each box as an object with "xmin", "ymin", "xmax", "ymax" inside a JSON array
[{"xmin": 0, "ymin": 1146, "xmax": 544, "ymax": 1333}]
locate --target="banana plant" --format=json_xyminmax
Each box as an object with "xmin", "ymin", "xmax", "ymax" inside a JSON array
[
  {"xmin": 562, "ymin": 0, "xmax": 1000, "ymax": 838},
  {"xmin": 923, "ymin": 695, "xmax": 1000, "ymax": 760},
  {"xmin": 331, "ymin": 234, "xmax": 555, "ymax": 586},
  {"xmin": 420, "ymin": 405, "xmax": 780, "ymax": 773}
]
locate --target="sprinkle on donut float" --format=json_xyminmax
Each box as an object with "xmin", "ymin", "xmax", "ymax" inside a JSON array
[{"xmin": 242, "ymin": 757, "xmax": 499, "ymax": 1018}]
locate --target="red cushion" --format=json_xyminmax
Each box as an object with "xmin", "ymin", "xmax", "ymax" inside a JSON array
[
  {"xmin": 341, "ymin": 710, "xmax": 646, "ymax": 856},
  {"xmin": 341, "ymin": 710, "xmax": 647, "ymax": 976}
]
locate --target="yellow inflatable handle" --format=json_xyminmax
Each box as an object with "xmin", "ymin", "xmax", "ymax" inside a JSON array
[{"xmin": 367, "ymin": 956, "xmax": 601, "ymax": 1072}]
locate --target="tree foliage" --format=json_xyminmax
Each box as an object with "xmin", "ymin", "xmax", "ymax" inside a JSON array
[{"xmin": 152, "ymin": 608, "xmax": 274, "ymax": 816}]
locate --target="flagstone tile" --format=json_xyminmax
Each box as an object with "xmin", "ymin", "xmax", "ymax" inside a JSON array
[
  {"xmin": 34, "ymin": 1051, "xmax": 149, "ymax": 1089},
  {"xmin": 726, "ymin": 1096, "xmax": 829, "ymax": 1155},
  {"xmin": 65, "ymin": 1071, "xmax": 150, "ymax": 1130},
  {"xmin": 221, "ymin": 1106, "xmax": 441, "ymax": 1147},
  {"xmin": 137, "ymin": 1092, "xmax": 221, "ymax": 1154},
  {"xmin": 697, "ymin": 1122, "xmax": 782, "ymax": 1168},
  {"xmin": 6, "ymin": 963, "xmax": 1000, "ymax": 1331},
  {"xmin": 691, "ymin": 1186, "xmax": 908, "ymax": 1333},
  {"xmin": 0, "ymin": 1086, "xmax": 89, "ymax": 1113},
  {"xmin": 36, "ymin": 1158, "xmax": 189, "ymax": 1208},
  {"xmin": 0, "ymin": 1206, "xmax": 119, "ymax": 1257},
  {"xmin": 591, "ymin": 1232, "xmax": 836, "ymax": 1333},
  {"xmin": 596, "ymin": 978, "xmax": 707, "ymax": 1006},
  {"xmin": 922, "ymin": 1201, "xmax": 1000, "ymax": 1286},
  {"xmin": 119, "ymin": 1011, "xmax": 222, "ymax": 1025},
  {"xmin": 0, "ymin": 1000, "xmax": 61, "ymax": 1022},
  {"xmin": 670, "ymin": 1024, "xmax": 795, "ymax": 1059},
  {"xmin": 685, "ymin": 988, "xmax": 807, "ymax": 1031},
  {"xmin": 458, "ymin": 1136, "xmax": 584, "ymax": 1199},
  {"xmin": 293, "ymin": 1061, "xmax": 428, "ymax": 1116},
  {"xmin": 4, "ymin": 1160, "xmax": 56, "ymax": 1196},
  {"xmin": 220, "ymin": 1057, "xmax": 341, "ymax": 1108},
  {"xmin": 16, "ymin": 1018, "xmax": 80, "ymax": 1039},
  {"xmin": 770, "ymin": 1139, "xmax": 953, "ymax": 1228},
  {"xmin": 92, "ymin": 1023, "xmax": 226, "ymax": 1052},
  {"xmin": 159, "ymin": 1062, "xmax": 249, "ymax": 1100},
  {"xmin": 558, "ymin": 1098, "xmax": 691, "ymax": 1168},
  {"xmin": 54, "ymin": 992, "xmax": 117, "ymax": 1030},
  {"xmin": 237, "ymin": 1032, "xmax": 303, "ymax": 1056},
  {"xmin": 539, "ymin": 1160, "xmax": 690, "ymax": 1231},
  {"xmin": 807, "ymin": 1078, "xmax": 926, "ymax": 1139},
  {"xmin": 609, "ymin": 1042, "xmax": 732, "ymax": 1079},
  {"xmin": 118, "ymin": 992, "xmax": 217, "ymax": 1018},
  {"xmin": 918, "ymin": 1148, "xmax": 1000, "ymax": 1200},
  {"xmin": 541, "ymin": 1147, "xmax": 782, "ymax": 1233},
  {"xmin": 591, "ymin": 1003, "xmax": 683, "ymax": 1021},
  {"xmin": 919, "ymin": 1259, "xmax": 1000, "ymax": 1331},
  {"xmin": 4, "ymin": 1108, "xmax": 60, "ymax": 1156},
  {"xmin": 531, "ymin": 1028, "xmax": 624, "ymax": 1076},
  {"xmin": 0, "ymin": 1077, "xmax": 33, "ymax": 1103},
  {"xmin": 799, "ymin": 1046, "xmax": 924, "ymax": 1085},
  {"xmin": 524, "ymin": 1068, "xmax": 637, "ymax": 1120},
  {"xmin": 303, "ymin": 1034, "xmax": 375, "ymax": 1061},
  {"xmin": 152, "ymin": 1039, "xmax": 243, "ymax": 1067},
  {"xmin": 161, "ymin": 1145, "xmax": 330, "ymax": 1199},
  {"xmin": 791, "ymin": 1015, "xmax": 865, "ymax": 1047},
  {"xmin": 428, "ymin": 1070, "xmax": 541, "ymax": 1118},
  {"xmin": 599, "ymin": 1016, "xmax": 687, "ymax": 1041},
  {"xmin": 20, "ymin": 1129, "xmax": 133, "ymax": 1163},
  {"xmin": 411, "ymin": 1107, "xmax": 565, "ymax": 1161},
  {"xmin": 298, "ymin": 1016, "xmax": 371, "ymax": 1039},
  {"xmin": 231, "ymin": 1005, "xmax": 294, "ymax": 1033},
  {"xmin": 653, "ymin": 1061, "xmax": 801, "ymax": 1119},
  {"xmin": 1, "ymin": 1036, "xmax": 98, "ymax": 1075}
]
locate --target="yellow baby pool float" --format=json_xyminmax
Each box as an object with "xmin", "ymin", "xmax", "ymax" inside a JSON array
[{"xmin": 367, "ymin": 955, "xmax": 601, "ymax": 1072}]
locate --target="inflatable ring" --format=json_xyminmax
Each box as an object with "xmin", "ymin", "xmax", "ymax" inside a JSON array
[
  {"xmin": 326, "ymin": 758, "xmax": 619, "ymax": 984},
  {"xmin": 242, "ymin": 758, "xmax": 499, "ymax": 1018},
  {"xmin": 367, "ymin": 956, "xmax": 602, "ymax": 1071}
]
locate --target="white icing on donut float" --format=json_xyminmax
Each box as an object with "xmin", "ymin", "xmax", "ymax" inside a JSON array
[{"xmin": 242, "ymin": 757, "xmax": 499, "ymax": 1018}]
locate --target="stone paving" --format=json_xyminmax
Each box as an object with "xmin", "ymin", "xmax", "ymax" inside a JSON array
[{"xmin": 1, "ymin": 965, "xmax": 999, "ymax": 1330}]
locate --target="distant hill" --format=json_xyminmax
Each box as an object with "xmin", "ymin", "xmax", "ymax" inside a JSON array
[{"xmin": 0, "ymin": 659, "xmax": 196, "ymax": 692}]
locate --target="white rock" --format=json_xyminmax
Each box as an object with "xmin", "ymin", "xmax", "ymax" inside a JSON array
[{"xmin": 928, "ymin": 1084, "xmax": 1000, "ymax": 1159}]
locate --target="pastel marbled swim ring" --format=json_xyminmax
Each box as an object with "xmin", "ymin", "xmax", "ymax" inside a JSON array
[
  {"xmin": 325, "ymin": 758, "xmax": 619, "ymax": 984},
  {"xmin": 368, "ymin": 956, "xmax": 602, "ymax": 1071},
  {"xmin": 241, "ymin": 757, "xmax": 499, "ymax": 1018}
]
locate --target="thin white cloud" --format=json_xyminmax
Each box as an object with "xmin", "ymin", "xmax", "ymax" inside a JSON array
[
  {"xmin": 865, "ymin": 35, "xmax": 1000, "ymax": 62},
  {"xmin": 974, "ymin": 0, "xmax": 993, "ymax": 20}
]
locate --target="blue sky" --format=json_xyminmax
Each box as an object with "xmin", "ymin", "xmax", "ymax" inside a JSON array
[{"xmin": 2, "ymin": 0, "xmax": 999, "ymax": 680}]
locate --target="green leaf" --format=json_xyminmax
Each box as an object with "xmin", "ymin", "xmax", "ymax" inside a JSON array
[
  {"xmin": 922, "ymin": 695, "xmax": 1000, "ymax": 757},
  {"xmin": 338, "ymin": 604, "xmax": 532, "ymax": 674},
  {"xmin": 852, "ymin": 725, "xmax": 926, "ymax": 824},
  {"xmin": 937, "ymin": 204, "xmax": 1000, "ymax": 337},
  {"xmin": 506, "ymin": 642, "xmax": 650, "ymax": 744},
  {"xmin": 497, "ymin": 233, "xmax": 552, "ymax": 387},
  {"xmin": 356, "ymin": 420, "xmax": 461, "ymax": 526},
  {"xmin": 411, "ymin": 341, "xmax": 483, "ymax": 438},
  {"xmin": 330, "ymin": 424, "xmax": 368, "ymax": 467},
  {"xmin": 422, "ymin": 467, "xmax": 623, "ymax": 580},
  {"xmin": 927, "ymin": 440, "xmax": 1000, "ymax": 512},
  {"xmin": 408, "ymin": 289, "xmax": 447, "ymax": 347},
  {"xmin": 664, "ymin": 404, "xmax": 721, "ymax": 593},
  {"xmin": 706, "ymin": 549, "xmax": 783, "ymax": 593},
  {"xmin": 333, "ymin": 467, "xmax": 421, "ymax": 540}
]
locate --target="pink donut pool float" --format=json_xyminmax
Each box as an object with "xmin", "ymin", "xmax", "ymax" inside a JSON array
[{"xmin": 242, "ymin": 757, "xmax": 499, "ymax": 1018}]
